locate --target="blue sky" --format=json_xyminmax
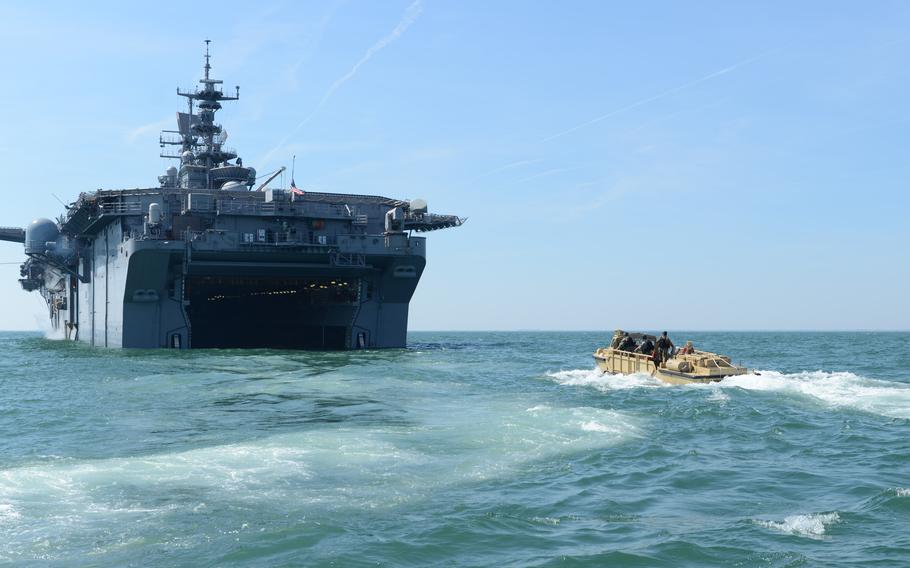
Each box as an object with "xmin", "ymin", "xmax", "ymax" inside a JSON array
[{"xmin": 1, "ymin": 1, "xmax": 908, "ymax": 331}]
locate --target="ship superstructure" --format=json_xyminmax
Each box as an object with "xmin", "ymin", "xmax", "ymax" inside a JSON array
[{"xmin": 0, "ymin": 42, "xmax": 463, "ymax": 349}]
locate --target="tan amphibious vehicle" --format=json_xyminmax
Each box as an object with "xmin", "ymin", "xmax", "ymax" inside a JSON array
[{"xmin": 593, "ymin": 331, "xmax": 751, "ymax": 385}]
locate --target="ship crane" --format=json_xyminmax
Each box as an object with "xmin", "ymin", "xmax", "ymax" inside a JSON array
[{"xmin": 254, "ymin": 166, "xmax": 286, "ymax": 192}]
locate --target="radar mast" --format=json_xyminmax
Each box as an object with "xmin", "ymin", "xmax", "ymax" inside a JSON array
[{"xmin": 159, "ymin": 40, "xmax": 250, "ymax": 190}]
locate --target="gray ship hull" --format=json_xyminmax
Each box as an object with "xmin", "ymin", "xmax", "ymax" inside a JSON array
[{"xmin": 53, "ymin": 212, "xmax": 427, "ymax": 350}]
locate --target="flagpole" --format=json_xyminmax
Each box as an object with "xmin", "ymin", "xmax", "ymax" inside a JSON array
[{"xmin": 291, "ymin": 155, "xmax": 296, "ymax": 186}]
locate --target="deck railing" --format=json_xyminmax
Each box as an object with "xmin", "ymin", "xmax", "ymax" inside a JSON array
[{"xmin": 99, "ymin": 201, "xmax": 143, "ymax": 215}]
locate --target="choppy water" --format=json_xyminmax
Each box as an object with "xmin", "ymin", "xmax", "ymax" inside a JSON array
[{"xmin": 1, "ymin": 331, "xmax": 908, "ymax": 567}]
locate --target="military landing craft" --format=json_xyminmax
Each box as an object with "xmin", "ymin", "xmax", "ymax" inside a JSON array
[
  {"xmin": 593, "ymin": 331, "xmax": 751, "ymax": 385},
  {"xmin": 0, "ymin": 42, "xmax": 463, "ymax": 350}
]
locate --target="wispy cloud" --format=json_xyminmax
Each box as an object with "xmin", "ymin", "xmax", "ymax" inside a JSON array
[
  {"xmin": 125, "ymin": 116, "xmax": 172, "ymax": 142},
  {"xmin": 539, "ymin": 48, "xmax": 781, "ymax": 143},
  {"xmin": 513, "ymin": 167, "xmax": 574, "ymax": 184},
  {"xmin": 282, "ymin": 0, "xmax": 347, "ymax": 91},
  {"xmin": 467, "ymin": 159, "xmax": 541, "ymax": 182},
  {"xmin": 260, "ymin": 0, "xmax": 424, "ymax": 166}
]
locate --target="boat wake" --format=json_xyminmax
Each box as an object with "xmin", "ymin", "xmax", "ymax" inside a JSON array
[
  {"xmin": 718, "ymin": 370, "xmax": 910, "ymax": 419},
  {"xmin": 548, "ymin": 367, "xmax": 910, "ymax": 419},
  {"xmin": 0, "ymin": 399, "xmax": 641, "ymax": 559},
  {"xmin": 546, "ymin": 368, "xmax": 665, "ymax": 391}
]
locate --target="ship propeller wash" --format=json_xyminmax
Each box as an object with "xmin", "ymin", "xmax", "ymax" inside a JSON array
[
  {"xmin": 593, "ymin": 331, "xmax": 751, "ymax": 385},
  {"xmin": 0, "ymin": 42, "xmax": 464, "ymax": 349}
]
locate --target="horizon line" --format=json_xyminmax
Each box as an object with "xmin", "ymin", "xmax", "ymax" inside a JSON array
[{"xmin": 1, "ymin": 328, "xmax": 908, "ymax": 334}]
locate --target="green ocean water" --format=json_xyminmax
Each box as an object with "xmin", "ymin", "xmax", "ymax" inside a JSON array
[{"xmin": 1, "ymin": 331, "xmax": 908, "ymax": 567}]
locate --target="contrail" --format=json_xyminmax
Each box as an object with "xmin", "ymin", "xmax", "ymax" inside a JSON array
[
  {"xmin": 261, "ymin": 0, "xmax": 423, "ymax": 166},
  {"xmin": 513, "ymin": 167, "xmax": 575, "ymax": 184},
  {"xmin": 467, "ymin": 159, "xmax": 541, "ymax": 182},
  {"xmin": 539, "ymin": 48, "xmax": 780, "ymax": 143}
]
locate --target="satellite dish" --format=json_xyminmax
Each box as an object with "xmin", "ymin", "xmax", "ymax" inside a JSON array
[{"xmin": 409, "ymin": 198, "xmax": 428, "ymax": 214}]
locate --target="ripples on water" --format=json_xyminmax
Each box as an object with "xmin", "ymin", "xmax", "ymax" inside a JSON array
[{"xmin": 0, "ymin": 331, "xmax": 908, "ymax": 566}]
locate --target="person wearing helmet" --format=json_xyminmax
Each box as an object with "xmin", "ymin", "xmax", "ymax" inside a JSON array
[
  {"xmin": 655, "ymin": 331, "xmax": 675, "ymax": 367},
  {"xmin": 635, "ymin": 336, "xmax": 655, "ymax": 355},
  {"xmin": 617, "ymin": 332, "xmax": 637, "ymax": 352},
  {"xmin": 609, "ymin": 330, "xmax": 625, "ymax": 349}
]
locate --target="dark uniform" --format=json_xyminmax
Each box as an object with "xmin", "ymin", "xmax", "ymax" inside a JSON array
[
  {"xmin": 617, "ymin": 334, "xmax": 636, "ymax": 352},
  {"xmin": 655, "ymin": 332, "xmax": 675, "ymax": 366},
  {"xmin": 609, "ymin": 331, "xmax": 624, "ymax": 349},
  {"xmin": 635, "ymin": 338, "xmax": 655, "ymax": 355}
]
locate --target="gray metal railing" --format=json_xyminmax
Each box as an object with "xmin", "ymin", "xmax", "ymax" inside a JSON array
[
  {"xmin": 181, "ymin": 229, "xmax": 337, "ymax": 247},
  {"xmin": 216, "ymin": 199, "xmax": 353, "ymax": 219},
  {"xmin": 99, "ymin": 202, "xmax": 143, "ymax": 214}
]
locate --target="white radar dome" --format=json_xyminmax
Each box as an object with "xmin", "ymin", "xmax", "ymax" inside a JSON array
[
  {"xmin": 25, "ymin": 218, "xmax": 59, "ymax": 255},
  {"xmin": 409, "ymin": 198, "xmax": 428, "ymax": 214}
]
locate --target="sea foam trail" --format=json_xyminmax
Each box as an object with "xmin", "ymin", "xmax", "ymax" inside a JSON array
[
  {"xmin": 546, "ymin": 368, "xmax": 665, "ymax": 391},
  {"xmin": 756, "ymin": 512, "xmax": 840, "ymax": 538},
  {"xmin": 548, "ymin": 367, "xmax": 910, "ymax": 419},
  {"xmin": 0, "ymin": 401, "xmax": 640, "ymax": 555},
  {"xmin": 720, "ymin": 370, "xmax": 910, "ymax": 419}
]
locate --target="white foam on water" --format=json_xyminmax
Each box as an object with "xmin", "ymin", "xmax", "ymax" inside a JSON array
[
  {"xmin": 580, "ymin": 420, "xmax": 615, "ymax": 433},
  {"xmin": 756, "ymin": 512, "xmax": 840, "ymax": 538},
  {"xmin": 706, "ymin": 390, "xmax": 730, "ymax": 403},
  {"xmin": 0, "ymin": 502, "xmax": 21, "ymax": 522},
  {"xmin": 719, "ymin": 370, "xmax": 910, "ymax": 419},
  {"xmin": 894, "ymin": 488, "xmax": 910, "ymax": 497},
  {"xmin": 31, "ymin": 313, "xmax": 67, "ymax": 341},
  {"xmin": 0, "ymin": 397, "xmax": 640, "ymax": 559},
  {"xmin": 546, "ymin": 368, "xmax": 664, "ymax": 391}
]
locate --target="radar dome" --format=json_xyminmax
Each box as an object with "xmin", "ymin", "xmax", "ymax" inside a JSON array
[
  {"xmin": 221, "ymin": 181, "xmax": 244, "ymax": 190},
  {"xmin": 167, "ymin": 166, "xmax": 178, "ymax": 176},
  {"xmin": 409, "ymin": 198, "xmax": 428, "ymax": 214},
  {"xmin": 25, "ymin": 218, "xmax": 59, "ymax": 255},
  {"xmin": 181, "ymin": 151, "xmax": 195, "ymax": 163}
]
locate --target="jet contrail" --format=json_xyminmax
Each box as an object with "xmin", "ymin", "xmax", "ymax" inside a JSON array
[
  {"xmin": 310, "ymin": 0, "xmax": 422, "ymax": 122},
  {"xmin": 261, "ymin": 0, "xmax": 423, "ymax": 166},
  {"xmin": 540, "ymin": 48, "xmax": 781, "ymax": 143},
  {"xmin": 467, "ymin": 159, "xmax": 541, "ymax": 182}
]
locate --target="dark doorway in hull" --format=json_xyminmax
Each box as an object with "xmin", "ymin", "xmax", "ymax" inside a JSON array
[{"xmin": 185, "ymin": 276, "xmax": 356, "ymax": 349}]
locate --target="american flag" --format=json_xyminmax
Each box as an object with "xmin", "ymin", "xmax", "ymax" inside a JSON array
[{"xmin": 290, "ymin": 178, "xmax": 304, "ymax": 196}]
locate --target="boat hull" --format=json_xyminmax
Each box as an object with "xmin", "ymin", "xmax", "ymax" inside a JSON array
[{"xmin": 593, "ymin": 348, "xmax": 747, "ymax": 385}]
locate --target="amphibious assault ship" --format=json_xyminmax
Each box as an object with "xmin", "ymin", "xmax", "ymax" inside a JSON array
[{"xmin": 0, "ymin": 42, "xmax": 463, "ymax": 349}]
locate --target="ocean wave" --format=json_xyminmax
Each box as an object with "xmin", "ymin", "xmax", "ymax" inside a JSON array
[
  {"xmin": 0, "ymin": 401, "xmax": 639, "ymax": 542},
  {"xmin": 719, "ymin": 370, "xmax": 910, "ymax": 419},
  {"xmin": 756, "ymin": 512, "xmax": 840, "ymax": 538},
  {"xmin": 547, "ymin": 366, "xmax": 910, "ymax": 419},
  {"xmin": 0, "ymin": 503, "xmax": 20, "ymax": 522},
  {"xmin": 546, "ymin": 368, "xmax": 664, "ymax": 391}
]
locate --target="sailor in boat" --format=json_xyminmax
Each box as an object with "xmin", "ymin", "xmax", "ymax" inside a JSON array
[
  {"xmin": 609, "ymin": 330, "xmax": 625, "ymax": 349},
  {"xmin": 635, "ymin": 336, "xmax": 655, "ymax": 355},
  {"xmin": 655, "ymin": 331, "xmax": 675, "ymax": 367},
  {"xmin": 617, "ymin": 332, "xmax": 636, "ymax": 352}
]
